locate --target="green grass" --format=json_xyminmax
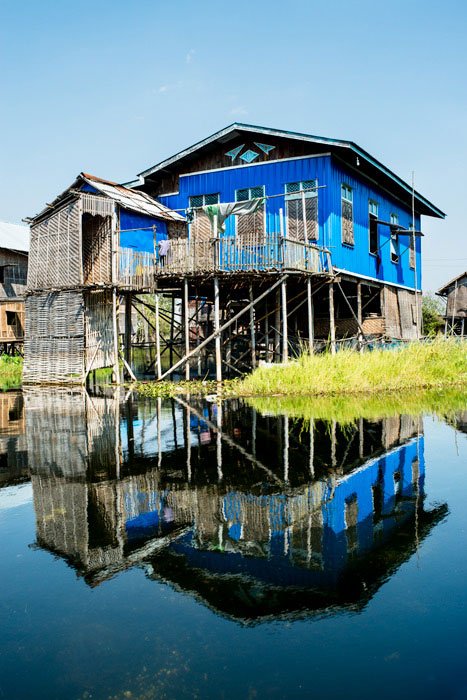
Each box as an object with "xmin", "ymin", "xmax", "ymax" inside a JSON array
[
  {"xmin": 246, "ymin": 387, "xmax": 467, "ymax": 426},
  {"xmin": 238, "ymin": 337, "xmax": 467, "ymax": 398},
  {"xmin": 0, "ymin": 355, "xmax": 23, "ymax": 391}
]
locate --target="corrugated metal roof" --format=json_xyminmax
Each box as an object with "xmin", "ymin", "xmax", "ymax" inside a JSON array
[
  {"xmin": 134, "ymin": 123, "xmax": 445, "ymax": 219},
  {"xmin": 0, "ymin": 221, "xmax": 29, "ymax": 252},
  {"xmin": 437, "ymin": 271, "xmax": 467, "ymax": 295},
  {"xmin": 30, "ymin": 173, "xmax": 185, "ymax": 224},
  {"xmin": 81, "ymin": 173, "xmax": 185, "ymax": 222}
]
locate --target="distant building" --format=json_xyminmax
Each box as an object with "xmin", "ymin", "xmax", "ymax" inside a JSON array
[
  {"xmin": 0, "ymin": 222, "xmax": 29, "ymax": 351},
  {"xmin": 437, "ymin": 271, "xmax": 467, "ymax": 336}
]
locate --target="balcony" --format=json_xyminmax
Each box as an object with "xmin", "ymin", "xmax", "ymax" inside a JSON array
[{"xmin": 118, "ymin": 234, "xmax": 332, "ymax": 288}]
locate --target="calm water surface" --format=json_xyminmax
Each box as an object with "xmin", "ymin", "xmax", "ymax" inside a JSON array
[{"xmin": 0, "ymin": 389, "xmax": 466, "ymax": 700}]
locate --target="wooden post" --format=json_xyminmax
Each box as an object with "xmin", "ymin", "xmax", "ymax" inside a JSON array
[
  {"xmin": 155, "ymin": 291, "xmax": 161, "ymax": 380},
  {"xmin": 264, "ymin": 298, "xmax": 270, "ymax": 362},
  {"xmin": 184, "ymin": 278, "xmax": 190, "ymax": 380},
  {"xmin": 249, "ymin": 283, "xmax": 256, "ymax": 370},
  {"xmin": 281, "ymin": 278, "xmax": 288, "ymax": 362},
  {"xmin": 169, "ymin": 295, "xmax": 175, "ymax": 368},
  {"xmin": 357, "ymin": 281, "xmax": 363, "ymax": 352},
  {"xmin": 329, "ymin": 282, "xmax": 336, "ymax": 355},
  {"xmin": 112, "ymin": 289, "xmax": 120, "ymax": 383},
  {"xmin": 307, "ymin": 277, "xmax": 314, "ymax": 355},
  {"xmin": 124, "ymin": 292, "xmax": 132, "ymax": 377},
  {"xmin": 213, "ymin": 276, "xmax": 222, "ymax": 383},
  {"xmin": 274, "ymin": 289, "xmax": 281, "ymax": 362}
]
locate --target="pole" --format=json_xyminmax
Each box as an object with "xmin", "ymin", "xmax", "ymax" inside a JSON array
[
  {"xmin": 249, "ymin": 283, "xmax": 256, "ymax": 370},
  {"xmin": 124, "ymin": 292, "xmax": 132, "ymax": 377},
  {"xmin": 274, "ymin": 289, "xmax": 281, "ymax": 362},
  {"xmin": 281, "ymin": 278, "xmax": 288, "ymax": 362},
  {"xmin": 155, "ymin": 291, "xmax": 161, "ymax": 380},
  {"xmin": 357, "ymin": 281, "xmax": 363, "ymax": 352},
  {"xmin": 307, "ymin": 277, "xmax": 314, "ymax": 354},
  {"xmin": 184, "ymin": 278, "xmax": 190, "ymax": 380},
  {"xmin": 214, "ymin": 276, "xmax": 222, "ymax": 383},
  {"xmin": 329, "ymin": 282, "xmax": 336, "ymax": 355}
]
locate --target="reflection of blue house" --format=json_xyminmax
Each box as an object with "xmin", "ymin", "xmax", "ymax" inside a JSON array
[{"xmin": 143, "ymin": 435, "xmax": 446, "ymax": 621}]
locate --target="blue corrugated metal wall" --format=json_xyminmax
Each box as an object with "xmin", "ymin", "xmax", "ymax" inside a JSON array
[
  {"xmin": 159, "ymin": 155, "xmax": 421, "ymax": 289},
  {"xmin": 119, "ymin": 209, "xmax": 168, "ymax": 253}
]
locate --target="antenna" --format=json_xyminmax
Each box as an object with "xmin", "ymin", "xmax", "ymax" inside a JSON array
[{"xmin": 412, "ymin": 171, "xmax": 421, "ymax": 339}]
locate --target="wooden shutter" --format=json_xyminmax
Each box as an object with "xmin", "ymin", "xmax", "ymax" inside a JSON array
[{"xmin": 342, "ymin": 200, "xmax": 354, "ymax": 244}]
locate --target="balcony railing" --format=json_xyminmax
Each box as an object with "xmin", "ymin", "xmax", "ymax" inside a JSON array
[{"xmin": 118, "ymin": 235, "xmax": 332, "ymax": 287}]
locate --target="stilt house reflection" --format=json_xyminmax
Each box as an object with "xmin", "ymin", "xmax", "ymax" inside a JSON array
[{"xmin": 27, "ymin": 389, "xmax": 447, "ymax": 621}]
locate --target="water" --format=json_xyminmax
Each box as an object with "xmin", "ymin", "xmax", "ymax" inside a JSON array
[{"xmin": 0, "ymin": 389, "xmax": 466, "ymax": 700}]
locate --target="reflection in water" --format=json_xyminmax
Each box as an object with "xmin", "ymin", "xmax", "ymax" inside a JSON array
[
  {"xmin": 23, "ymin": 388, "xmax": 447, "ymax": 623},
  {"xmin": 0, "ymin": 392, "xmax": 28, "ymax": 487}
]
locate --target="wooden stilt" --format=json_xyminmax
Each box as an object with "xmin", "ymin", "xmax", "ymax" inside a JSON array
[
  {"xmin": 281, "ymin": 278, "xmax": 288, "ymax": 362},
  {"xmin": 169, "ymin": 295, "xmax": 175, "ymax": 368},
  {"xmin": 274, "ymin": 289, "xmax": 281, "ymax": 363},
  {"xmin": 124, "ymin": 292, "xmax": 132, "ymax": 377},
  {"xmin": 329, "ymin": 282, "xmax": 336, "ymax": 355},
  {"xmin": 309, "ymin": 417, "xmax": 315, "ymax": 478},
  {"xmin": 184, "ymin": 278, "xmax": 190, "ymax": 380},
  {"xmin": 307, "ymin": 277, "xmax": 314, "ymax": 355},
  {"xmin": 265, "ymin": 298, "xmax": 271, "ymax": 362},
  {"xmin": 213, "ymin": 276, "xmax": 222, "ymax": 383},
  {"xmin": 249, "ymin": 283, "xmax": 256, "ymax": 370},
  {"xmin": 155, "ymin": 291, "xmax": 161, "ymax": 380},
  {"xmin": 357, "ymin": 281, "xmax": 363, "ymax": 352},
  {"xmin": 112, "ymin": 288, "xmax": 120, "ymax": 383}
]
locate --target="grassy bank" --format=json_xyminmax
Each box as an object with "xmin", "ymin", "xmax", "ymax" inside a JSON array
[
  {"xmin": 238, "ymin": 338, "xmax": 467, "ymax": 398},
  {"xmin": 0, "ymin": 355, "xmax": 23, "ymax": 391}
]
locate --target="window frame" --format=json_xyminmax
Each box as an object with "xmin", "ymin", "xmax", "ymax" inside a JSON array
[
  {"xmin": 234, "ymin": 185, "xmax": 266, "ymax": 238},
  {"xmin": 189, "ymin": 193, "xmax": 220, "ymax": 208},
  {"xmin": 341, "ymin": 184, "xmax": 354, "ymax": 246},
  {"xmin": 368, "ymin": 200, "xmax": 379, "ymax": 256},
  {"xmin": 284, "ymin": 179, "xmax": 318, "ymax": 241},
  {"xmin": 389, "ymin": 213, "xmax": 400, "ymax": 264}
]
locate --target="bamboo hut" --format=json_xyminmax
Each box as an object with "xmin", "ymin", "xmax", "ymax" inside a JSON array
[
  {"xmin": 438, "ymin": 271, "xmax": 467, "ymax": 336},
  {"xmin": 23, "ymin": 173, "xmax": 185, "ymax": 384}
]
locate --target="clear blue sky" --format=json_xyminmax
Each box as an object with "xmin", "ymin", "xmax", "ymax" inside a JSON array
[{"xmin": 1, "ymin": 0, "xmax": 466, "ymax": 291}]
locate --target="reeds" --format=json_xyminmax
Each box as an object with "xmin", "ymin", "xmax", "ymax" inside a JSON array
[{"xmin": 238, "ymin": 338, "xmax": 467, "ymax": 398}]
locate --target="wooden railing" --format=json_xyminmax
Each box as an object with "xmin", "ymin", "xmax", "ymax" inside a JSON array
[{"xmin": 118, "ymin": 236, "xmax": 331, "ymax": 286}]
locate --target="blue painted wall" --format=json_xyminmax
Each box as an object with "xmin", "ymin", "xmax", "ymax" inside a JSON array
[
  {"xmin": 119, "ymin": 209, "xmax": 167, "ymax": 253},
  {"xmin": 159, "ymin": 155, "xmax": 422, "ymax": 289}
]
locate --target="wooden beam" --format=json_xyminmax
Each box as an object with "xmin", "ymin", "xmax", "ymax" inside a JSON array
[
  {"xmin": 214, "ymin": 276, "xmax": 222, "ymax": 383},
  {"xmin": 329, "ymin": 282, "xmax": 336, "ymax": 355},
  {"xmin": 281, "ymin": 278, "xmax": 288, "ymax": 361},
  {"xmin": 183, "ymin": 278, "xmax": 190, "ymax": 380}
]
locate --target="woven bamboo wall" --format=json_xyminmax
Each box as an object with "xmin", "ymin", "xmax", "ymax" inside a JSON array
[
  {"xmin": 84, "ymin": 290, "xmax": 116, "ymax": 375},
  {"xmin": 398, "ymin": 289, "xmax": 419, "ymax": 339},
  {"xmin": 23, "ymin": 291, "xmax": 85, "ymax": 383},
  {"xmin": 28, "ymin": 200, "xmax": 81, "ymax": 291}
]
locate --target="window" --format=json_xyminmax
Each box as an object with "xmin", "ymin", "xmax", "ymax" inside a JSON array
[
  {"xmin": 369, "ymin": 200, "xmax": 379, "ymax": 254},
  {"xmin": 189, "ymin": 193, "xmax": 220, "ymax": 208},
  {"xmin": 189, "ymin": 193, "xmax": 220, "ymax": 240},
  {"xmin": 341, "ymin": 184, "xmax": 354, "ymax": 245},
  {"xmin": 6, "ymin": 311, "xmax": 17, "ymax": 326},
  {"xmin": 390, "ymin": 213, "xmax": 400, "ymax": 263},
  {"xmin": 285, "ymin": 180, "xmax": 318, "ymax": 241},
  {"xmin": 408, "ymin": 224, "xmax": 415, "ymax": 269},
  {"xmin": 235, "ymin": 185, "xmax": 265, "ymax": 240}
]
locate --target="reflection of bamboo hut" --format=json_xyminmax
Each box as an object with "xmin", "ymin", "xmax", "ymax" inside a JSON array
[{"xmin": 0, "ymin": 391, "xmax": 28, "ymax": 486}]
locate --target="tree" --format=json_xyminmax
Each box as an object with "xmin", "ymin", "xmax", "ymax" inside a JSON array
[{"xmin": 422, "ymin": 293, "xmax": 445, "ymax": 336}]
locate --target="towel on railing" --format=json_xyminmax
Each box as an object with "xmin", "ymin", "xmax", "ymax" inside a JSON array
[
  {"xmin": 158, "ymin": 238, "xmax": 170, "ymax": 257},
  {"xmin": 204, "ymin": 199, "xmax": 265, "ymax": 234}
]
